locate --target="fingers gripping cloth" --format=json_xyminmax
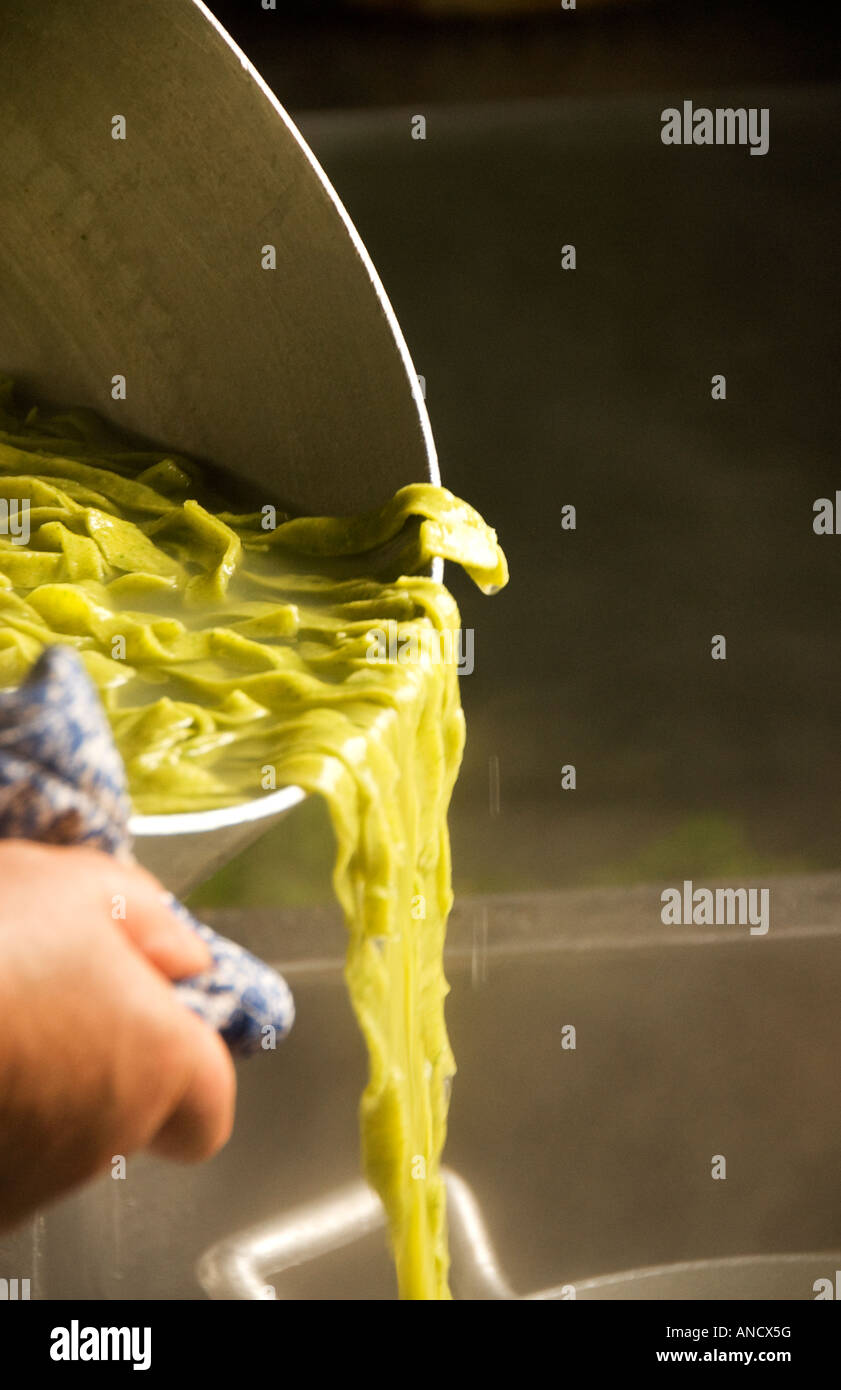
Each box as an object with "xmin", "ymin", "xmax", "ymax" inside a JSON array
[{"xmin": 0, "ymin": 645, "xmax": 295, "ymax": 1056}]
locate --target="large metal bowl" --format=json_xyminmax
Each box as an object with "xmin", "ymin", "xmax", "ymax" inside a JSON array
[{"xmin": 0, "ymin": 0, "xmax": 440, "ymax": 894}]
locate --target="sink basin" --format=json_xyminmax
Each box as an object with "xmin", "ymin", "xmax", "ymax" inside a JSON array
[{"xmin": 5, "ymin": 873, "xmax": 839, "ymax": 1299}]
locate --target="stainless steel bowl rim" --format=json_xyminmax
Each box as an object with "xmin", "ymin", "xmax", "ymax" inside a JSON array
[{"xmin": 129, "ymin": 784, "xmax": 306, "ymax": 837}]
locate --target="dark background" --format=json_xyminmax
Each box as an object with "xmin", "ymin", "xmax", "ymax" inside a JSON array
[{"xmin": 209, "ymin": 0, "xmax": 840, "ymax": 110}]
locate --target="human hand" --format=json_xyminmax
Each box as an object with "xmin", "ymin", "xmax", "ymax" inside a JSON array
[{"xmin": 0, "ymin": 840, "xmax": 236, "ymax": 1230}]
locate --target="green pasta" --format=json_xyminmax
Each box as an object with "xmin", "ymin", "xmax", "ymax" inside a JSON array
[{"xmin": 0, "ymin": 379, "xmax": 507, "ymax": 1299}]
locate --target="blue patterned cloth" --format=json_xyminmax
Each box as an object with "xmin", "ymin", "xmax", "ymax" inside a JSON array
[{"xmin": 0, "ymin": 645, "xmax": 294, "ymax": 1056}]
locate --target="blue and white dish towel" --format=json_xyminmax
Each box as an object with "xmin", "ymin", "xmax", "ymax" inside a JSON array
[{"xmin": 0, "ymin": 645, "xmax": 294, "ymax": 1056}]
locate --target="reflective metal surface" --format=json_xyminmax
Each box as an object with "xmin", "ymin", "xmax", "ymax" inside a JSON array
[
  {"xmin": 196, "ymin": 1169, "xmax": 515, "ymax": 1301},
  {"xmin": 130, "ymin": 788, "xmax": 306, "ymax": 900},
  {"xmin": 4, "ymin": 877, "xmax": 839, "ymax": 1300},
  {"xmin": 0, "ymin": 0, "xmax": 437, "ymax": 515}
]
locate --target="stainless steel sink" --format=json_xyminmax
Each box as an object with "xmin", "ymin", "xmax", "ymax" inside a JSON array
[
  {"xmin": 0, "ymin": 50, "xmax": 837, "ymax": 1304},
  {"xmin": 5, "ymin": 874, "xmax": 840, "ymax": 1299}
]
